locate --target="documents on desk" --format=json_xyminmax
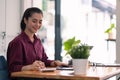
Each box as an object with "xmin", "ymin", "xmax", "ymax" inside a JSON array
[
  {"xmin": 90, "ymin": 62, "xmax": 120, "ymax": 67},
  {"xmin": 39, "ymin": 66, "xmax": 73, "ymax": 72}
]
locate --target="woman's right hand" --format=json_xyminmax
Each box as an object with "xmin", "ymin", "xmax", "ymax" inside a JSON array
[
  {"xmin": 21, "ymin": 60, "xmax": 46, "ymax": 71},
  {"xmin": 32, "ymin": 60, "xmax": 46, "ymax": 70}
]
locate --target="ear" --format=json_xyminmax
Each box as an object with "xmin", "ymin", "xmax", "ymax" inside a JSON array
[{"xmin": 24, "ymin": 18, "xmax": 27, "ymax": 24}]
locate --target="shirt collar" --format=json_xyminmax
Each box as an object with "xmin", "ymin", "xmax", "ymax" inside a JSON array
[{"xmin": 21, "ymin": 31, "xmax": 39, "ymax": 43}]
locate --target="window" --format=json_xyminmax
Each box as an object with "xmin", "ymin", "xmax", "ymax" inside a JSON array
[{"xmin": 24, "ymin": 0, "xmax": 116, "ymax": 63}]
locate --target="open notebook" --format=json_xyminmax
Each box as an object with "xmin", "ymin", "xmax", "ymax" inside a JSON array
[
  {"xmin": 56, "ymin": 66, "xmax": 73, "ymax": 70},
  {"xmin": 40, "ymin": 68, "xmax": 56, "ymax": 72}
]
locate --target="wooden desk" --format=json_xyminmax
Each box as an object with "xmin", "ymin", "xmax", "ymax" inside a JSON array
[{"xmin": 11, "ymin": 67, "xmax": 120, "ymax": 80}]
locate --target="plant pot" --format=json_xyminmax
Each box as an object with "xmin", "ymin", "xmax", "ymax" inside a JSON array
[
  {"xmin": 72, "ymin": 59, "xmax": 88, "ymax": 75},
  {"xmin": 108, "ymin": 32, "xmax": 113, "ymax": 39}
]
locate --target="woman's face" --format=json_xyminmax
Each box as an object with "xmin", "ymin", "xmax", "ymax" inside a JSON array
[{"xmin": 24, "ymin": 13, "xmax": 43, "ymax": 34}]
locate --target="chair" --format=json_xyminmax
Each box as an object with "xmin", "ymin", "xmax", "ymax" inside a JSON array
[{"xmin": 0, "ymin": 55, "xmax": 9, "ymax": 80}]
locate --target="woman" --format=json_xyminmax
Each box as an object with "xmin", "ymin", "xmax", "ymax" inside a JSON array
[{"xmin": 7, "ymin": 7, "xmax": 67, "ymax": 76}]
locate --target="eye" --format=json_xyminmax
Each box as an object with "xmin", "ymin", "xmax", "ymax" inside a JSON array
[
  {"xmin": 32, "ymin": 20, "xmax": 37, "ymax": 23},
  {"xmin": 39, "ymin": 21, "xmax": 42, "ymax": 24}
]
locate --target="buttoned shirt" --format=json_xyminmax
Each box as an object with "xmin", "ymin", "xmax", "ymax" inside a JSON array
[{"xmin": 7, "ymin": 32, "xmax": 53, "ymax": 74}]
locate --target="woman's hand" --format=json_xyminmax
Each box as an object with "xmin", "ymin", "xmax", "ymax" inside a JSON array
[
  {"xmin": 51, "ymin": 60, "xmax": 68, "ymax": 67},
  {"xmin": 21, "ymin": 60, "xmax": 46, "ymax": 71},
  {"xmin": 32, "ymin": 60, "xmax": 46, "ymax": 70}
]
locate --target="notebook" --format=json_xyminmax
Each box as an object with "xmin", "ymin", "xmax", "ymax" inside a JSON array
[
  {"xmin": 56, "ymin": 66, "xmax": 73, "ymax": 70},
  {"xmin": 40, "ymin": 68, "xmax": 56, "ymax": 72}
]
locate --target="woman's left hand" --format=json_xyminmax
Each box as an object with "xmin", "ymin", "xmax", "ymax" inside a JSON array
[{"xmin": 51, "ymin": 60, "xmax": 68, "ymax": 67}]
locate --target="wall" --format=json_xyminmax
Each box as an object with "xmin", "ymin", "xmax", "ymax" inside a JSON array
[
  {"xmin": 116, "ymin": 0, "xmax": 120, "ymax": 63},
  {"xmin": 0, "ymin": 0, "xmax": 21, "ymax": 57},
  {"xmin": 0, "ymin": 0, "xmax": 6, "ymax": 54},
  {"xmin": 0, "ymin": 0, "xmax": 33, "ymax": 57}
]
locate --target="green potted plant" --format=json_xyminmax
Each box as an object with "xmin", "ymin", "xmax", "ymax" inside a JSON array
[
  {"xmin": 64, "ymin": 37, "xmax": 90, "ymax": 59},
  {"xmin": 63, "ymin": 37, "xmax": 91, "ymax": 75},
  {"xmin": 105, "ymin": 23, "xmax": 116, "ymax": 39}
]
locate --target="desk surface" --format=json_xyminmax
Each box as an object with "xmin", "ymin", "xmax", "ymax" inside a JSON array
[{"xmin": 11, "ymin": 67, "xmax": 120, "ymax": 80}]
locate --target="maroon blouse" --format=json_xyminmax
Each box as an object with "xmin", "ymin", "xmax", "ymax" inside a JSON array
[{"xmin": 7, "ymin": 32, "xmax": 53, "ymax": 74}]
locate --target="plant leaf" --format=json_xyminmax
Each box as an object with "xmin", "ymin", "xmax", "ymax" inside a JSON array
[
  {"xmin": 63, "ymin": 37, "xmax": 80, "ymax": 51},
  {"xmin": 105, "ymin": 23, "xmax": 115, "ymax": 33},
  {"xmin": 63, "ymin": 37, "xmax": 75, "ymax": 51}
]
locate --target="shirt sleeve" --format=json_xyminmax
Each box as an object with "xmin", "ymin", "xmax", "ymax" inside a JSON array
[
  {"xmin": 41, "ymin": 47, "xmax": 53, "ymax": 66},
  {"xmin": 7, "ymin": 40, "xmax": 24, "ymax": 74},
  {"xmin": 36, "ymin": 39, "xmax": 53, "ymax": 66}
]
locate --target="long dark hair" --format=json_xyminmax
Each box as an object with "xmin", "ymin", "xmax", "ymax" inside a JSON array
[{"xmin": 20, "ymin": 7, "xmax": 43, "ymax": 31}]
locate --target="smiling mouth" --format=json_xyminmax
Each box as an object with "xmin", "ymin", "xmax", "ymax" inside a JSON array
[{"xmin": 33, "ymin": 27, "xmax": 38, "ymax": 31}]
